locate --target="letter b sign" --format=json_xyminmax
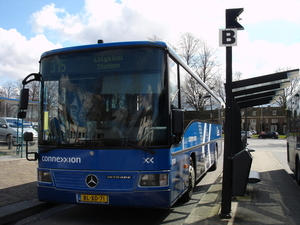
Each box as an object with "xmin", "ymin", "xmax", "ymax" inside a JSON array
[{"xmin": 219, "ymin": 29, "xmax": 237, "ymax": 46}]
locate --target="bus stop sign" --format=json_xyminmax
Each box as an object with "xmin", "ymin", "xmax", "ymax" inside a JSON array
[
  {"xmin": 219, "ymin": 29, "xmax": 237, "ymax": 46},
  {"xmin": 226, "ymin": 8, "xmax": 244, "ymax": 30}
]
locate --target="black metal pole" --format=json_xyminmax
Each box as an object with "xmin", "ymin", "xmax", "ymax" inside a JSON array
[
  {"xmin": 220, "ymin": 7, "xmax": 244, "ymax": 218},
  {"xmin": 220, "ymin": 46, "xmax": 233, "ymax": 218}
]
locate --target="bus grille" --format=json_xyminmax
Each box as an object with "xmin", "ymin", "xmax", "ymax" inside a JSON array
[{"xmin": 52, "ymin": 170, "xmax": 137, "ymax": 191}]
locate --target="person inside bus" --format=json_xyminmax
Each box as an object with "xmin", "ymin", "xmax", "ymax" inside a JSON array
[
  {"xmin": 136, "ymin": 85, "xmax": 154, "ymax": 146},
  {"xmin": 107, "ymin": 107, "xmax": 128, "ymax": 141}
]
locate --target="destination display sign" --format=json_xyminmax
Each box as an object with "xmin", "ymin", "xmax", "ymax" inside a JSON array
[
  {"xmin": 47, "ymin": 54, "xmax": 124, "ymax": 74},
  {"xmin": 41, "ymin": 48, "xmax": 164, "ymax": 80}
]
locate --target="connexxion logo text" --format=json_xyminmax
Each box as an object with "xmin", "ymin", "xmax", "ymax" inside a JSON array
[{"xmin": 41, "ymin": 156, "xmax": 82, "ymax": 163}]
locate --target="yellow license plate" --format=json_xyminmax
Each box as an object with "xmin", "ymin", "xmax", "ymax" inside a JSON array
[{"xmin": 79, "ymin": 194, "xmax": 108, "ymax": 203}]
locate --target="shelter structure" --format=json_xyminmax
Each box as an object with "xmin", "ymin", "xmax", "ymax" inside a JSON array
[
  {"xmin": 230, "ymin": 69, "xmax": 299, "ymax": 153},
  {"xmin": 221, "ymin": 68, "xmax": 299, "ymax": 218}
]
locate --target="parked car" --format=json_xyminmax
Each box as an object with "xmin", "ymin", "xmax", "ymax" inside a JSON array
[
  {"xmin": 258, "ymin": 131, "xmax": 279, "ymax": 139},
  {"xmin": 0, "ymin": 117, "xmax": 38, "ymax": 147}
]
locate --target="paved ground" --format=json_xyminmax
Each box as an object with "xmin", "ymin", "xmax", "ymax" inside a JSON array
[
  {"xmin": 2, "ymin": 140, "xmax": 300, "ymax": 224},
  {"xmin": 0, "ymin": 144, "xmax": 38, "ymax": 207},
  {"xmin": 0, "ymin": 158, "xmax": 37, "ymax": 208},
  {"xmin": 184, "ymin": 148, "xmax": 300, "ymax": 224}
]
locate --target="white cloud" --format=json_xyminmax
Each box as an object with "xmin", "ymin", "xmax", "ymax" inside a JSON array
[
  {"xmin": 28, "ymin": 0, "xmax": 300, "ymax": 45},
  {"xmin": 222, "ymin": 31, "xmax": 300, "ymax": 79},
  {"xmin": 242, "ymin": 0, "xmax": 300, "ymax": 24},
  {"xmin": 30, "ymin": 3, "xmax": 66, "ymax": 33},
  {"xmin": 30, "ymin": 3, "xmax": 85, "ymax": 43},
  {"xmin": 29, "ymin": 0, "xmax": 172, "ymax": 44},
  {"xmin": 0, "ymin": 28, "xmax": 62, "ymax": 84},
  {"xmin": 1, "ymin": 0, "xmax": 300, "ymax": 86}
]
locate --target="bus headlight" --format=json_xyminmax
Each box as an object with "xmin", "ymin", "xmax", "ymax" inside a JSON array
[
  {"xmin": 38, "ymin": 170, "xmax": 52, "ymax": 183},
  {"xmin": 139, "ymin": 173, "xmax": 168, "ymax": 186}
]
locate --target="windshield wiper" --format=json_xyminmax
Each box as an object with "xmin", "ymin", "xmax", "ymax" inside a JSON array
[{"xmin": 127, "ymin": 143, "xmax": 156, "ymax": 155}]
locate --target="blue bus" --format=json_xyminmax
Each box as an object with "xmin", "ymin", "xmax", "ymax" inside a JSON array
[
  {"xmin": 287, "ymin": 88, "xmax": 300, "ymax": 185},
  {"xmin": 23, "ymin": 41, "xmax": 222, "ymax": 208}
]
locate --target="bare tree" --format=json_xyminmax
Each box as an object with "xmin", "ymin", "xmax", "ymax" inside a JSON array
[
  {"xmin": 233, "ymin": 71, "xmax": 242, "ymax": 81},
  {"xmin": 184, "ymin": 77, "xmax": 206, "ymax": 111},
  {"xmin": 174, "ymin": 32, "xmax": 222, "ymax": 111},
  {"xmin": 211, "ymin": 71, "xmax": 242, "ymax": 104},
  {"xmin": 11, "ymin": 79, "xmax": 39, "ymax": 121},
  {"xmin": 175, "ymin": 32, "xmax": 221, "ymax": 88},
  {"xmin": 147, "ymin": 35, "xmax": 162, "ymax": 41},
  {"xmin": 193, "ymin": 41, "xmax": 221, "ymax": 88},
  {"xmin": 25, "ymin": 81, "xmax": 39, "ymax": 121},
  {"xmin": 0, "ymin": 81, "xmax": 19, "ymax": 116},
  {"xmin": 274, "ymin": 68, "xmax": 300, "ymax": 115},
  {"xmin": 1, "ymin": 81, "xmax": 19, "ymax": 99},
  {"xmin": 174, "ymin": 32, "xmax": 201, "ymax": 67},
  {"xmin": 214, "ymin": 75, "xmax": 226, "ymax": 103}
]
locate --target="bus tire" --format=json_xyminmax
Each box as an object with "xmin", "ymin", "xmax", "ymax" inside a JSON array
[
  {"xmin": 296, "ymin": 157, "xmax": 300, "ymax": 185},
  {"xmin": 209, "ymin": 148, "xmax": 218, "ymax": 171},
  {"xmin": 179, "ymin": 158, "xmax": 195, "ymax": 203}
]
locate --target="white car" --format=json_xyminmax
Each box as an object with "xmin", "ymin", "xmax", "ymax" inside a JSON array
[{"xmin": 0, "ymin": 117, "xmax": 38, "ymax": 147}]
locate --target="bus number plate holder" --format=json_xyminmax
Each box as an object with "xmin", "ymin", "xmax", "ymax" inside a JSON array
[{"xmin": 77, "ymin": 194, "xmax": 108, "ymax": 204}]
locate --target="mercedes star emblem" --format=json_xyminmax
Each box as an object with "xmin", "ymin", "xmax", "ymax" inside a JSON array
[{"xmin": 85, "ymin": 174, "xmax": 98, "ymax": 188}]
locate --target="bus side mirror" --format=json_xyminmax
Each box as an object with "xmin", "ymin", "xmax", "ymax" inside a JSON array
[
  {"xmin": 19, "ymin": 89, "xmax": 29, "ymax": 110},
  {"xmin": 24, "ymin": 132, "xmax": 33, "ymax": 142},
  {"xmin": 17, "ymin": 111, "xmax": 26, "ymax": 119},
  {"xmin": 172, "ymin": 109, "xmax": 184, "ymax": 137}
]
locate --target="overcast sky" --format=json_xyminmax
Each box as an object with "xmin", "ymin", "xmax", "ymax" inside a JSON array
[{"xmin": 1, "ymin": 0, "xmax": 300, "ymax": 86}]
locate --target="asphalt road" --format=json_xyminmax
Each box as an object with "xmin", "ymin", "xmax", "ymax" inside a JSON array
[{"xmin": 246, "ymin": 138, "xmax": 292, "ymax": 174}]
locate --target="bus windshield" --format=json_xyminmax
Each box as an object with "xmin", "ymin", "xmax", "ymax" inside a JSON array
[{"xmin": 40, "ymin": 47, "xmax": 168, "ymax": 147}]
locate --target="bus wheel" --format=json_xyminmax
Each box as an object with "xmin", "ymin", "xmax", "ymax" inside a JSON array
[
  {"xmin": 179, "ymin": 159, "xmax": 195, "ymax": 203},
  {"xmin": 296, "ymin": 158, "xmax": 300, "ymax": 185},
  {"xmin": 209, "ymin": 148, "xmax": 218, "ymax": 171}
]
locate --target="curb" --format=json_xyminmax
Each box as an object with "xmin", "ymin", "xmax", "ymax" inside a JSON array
[
  {"xmin": 0, "ymin": 200, "xmax": 48, "ymax": 225},
  {"xmin": 183, "ymin": 175, "xmax": 223, "ymax": 225}
]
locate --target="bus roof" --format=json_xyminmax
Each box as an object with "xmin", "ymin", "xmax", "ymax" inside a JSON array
[{"xmin": 40, "ymin": 41, "xmax": 170, "ymax": 59}]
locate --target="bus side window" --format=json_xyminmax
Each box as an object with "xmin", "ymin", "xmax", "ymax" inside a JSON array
[{"xmin": 168, "ymin": 57, "xmax": 179, "ymax": 109}]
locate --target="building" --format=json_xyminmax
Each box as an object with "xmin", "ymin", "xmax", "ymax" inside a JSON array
[{"xmin": 221, "ymin": 106, "xmax": 287, "ymax": 135}]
